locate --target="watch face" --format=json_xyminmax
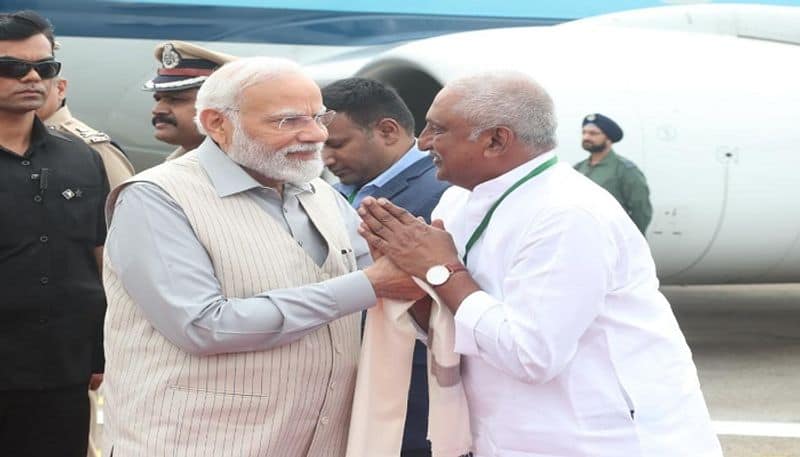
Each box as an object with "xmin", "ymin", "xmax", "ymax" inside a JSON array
[{"xmin": 426, "ymin": 265, "xmax": 450, "ymax": 286}]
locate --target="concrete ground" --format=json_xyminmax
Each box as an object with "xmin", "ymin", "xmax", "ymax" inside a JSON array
[{"xmin": 664, "ymin": 284, "xmax": 800, "ymax": 457}]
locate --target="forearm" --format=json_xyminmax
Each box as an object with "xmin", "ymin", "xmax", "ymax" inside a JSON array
[
  {"xmin": 624, "ymin": 176, "xmax": 652, "ymax": 233},
  {"xmin": 138, "ymin": 272, "xmax": 376, "ymax": 356},
  {"xmin": 108, "ymin": 183, "xmax": 377, "ymax": 356},
  {"xmin": 632, "ymin": 200, "xmax": 652, "ymax": 233}
]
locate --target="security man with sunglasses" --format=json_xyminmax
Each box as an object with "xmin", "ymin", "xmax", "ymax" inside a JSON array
[{"xmin": 0, "ymin": 10, "xmax": 109, "ymax": 457}]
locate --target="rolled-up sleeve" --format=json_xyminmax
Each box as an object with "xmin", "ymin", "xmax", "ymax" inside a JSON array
[
  {"xmin": 453, "ymin": 207, "xmax": 614, "ymax": 384},
  {"xmin": 106, "ymin": 183, "xmax": 376, "ymax": 356}
]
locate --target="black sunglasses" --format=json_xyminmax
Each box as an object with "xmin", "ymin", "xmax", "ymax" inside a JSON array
[{"xmin": 0, "ymin": 57, "xmax": 61, "ymax": 79}]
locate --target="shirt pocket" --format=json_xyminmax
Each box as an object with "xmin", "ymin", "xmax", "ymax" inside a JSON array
[
  {"xmin": 165, "ymin": 385, "xmax": 273, "ymax": 452},
  {"xmin": 55, "ymin": 185, "xmax": 103, "ymax": 242}
]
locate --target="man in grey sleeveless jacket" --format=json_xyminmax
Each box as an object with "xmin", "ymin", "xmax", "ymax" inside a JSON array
[{"xmin": 102, "ymin": 57, "xmax": 420, "ymax": 456}]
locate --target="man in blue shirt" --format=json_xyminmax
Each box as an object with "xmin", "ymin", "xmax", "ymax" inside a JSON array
[{"xmin": 322, "ymin": 78, "xmax": 450, "ymax": 457}]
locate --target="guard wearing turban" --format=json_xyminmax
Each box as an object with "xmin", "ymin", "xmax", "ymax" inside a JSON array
[{"xmin": 574, "ymin": 113, "xmax": 652, "ymax": 233}]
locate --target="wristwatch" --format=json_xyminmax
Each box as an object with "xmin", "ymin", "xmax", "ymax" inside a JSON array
[{"xmin": 425, "ymin": 263, "xmax": 467, "ymax": 287}]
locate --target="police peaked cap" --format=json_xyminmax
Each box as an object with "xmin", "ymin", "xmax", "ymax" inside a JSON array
[
  {"xmin": 582, "ymin": 113, "xmax": 623, "ymax": 143},
  {"xmin": 143, "ymin": 41, "xmax": 237, "ymax": 92}
]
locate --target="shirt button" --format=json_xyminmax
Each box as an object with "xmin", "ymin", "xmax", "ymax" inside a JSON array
[
  {"xmin": 39, "ymin": 235, "xmax": 48, "ymax": 243},
  {"xmin": 21, "ymin": 160, "xmax": 31, "ymax": 166},
  {"xmin": 320, "ymin": 416, "xmax": 329, "ymax": 425},
  {"xmin": 334, "ymin": 346, "xmax": 342, "ymax": 354},
  {"xmin": 329, "ymin": 382, "xmax": 336, "ymax": 390},
  {"xmin": 40, "ymin": 276, "xmax": 49, "ymax": 285},
  {"xmin": 33, "ymin": 195, "xmax": 42, "ymax": 203}
]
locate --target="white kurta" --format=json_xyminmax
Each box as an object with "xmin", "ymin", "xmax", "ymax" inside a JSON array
[{"xmin": 433, "ymin": 151, "xmax": 722, "ymax": 457}]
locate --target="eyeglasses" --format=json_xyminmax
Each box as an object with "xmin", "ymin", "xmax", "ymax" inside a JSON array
[
  {"xmin": 270, "ymin": 110, "xmax": 336, "ymax": 131},
  {"xmin": 0, "ymin": 57, "xmax": 61, "ymax": 80}
]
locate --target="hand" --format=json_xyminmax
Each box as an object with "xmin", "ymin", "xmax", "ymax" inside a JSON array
[
  {"xmin": 358, "ymin": 197, "xmax": 460, "ymax": 278},
  {"xmin": 363, "ymin": 255, "xmax": 427, "ymax": 302},
  {"xmin": 89, "ymin": 373, "xmax": 103, "ymax": 390}
]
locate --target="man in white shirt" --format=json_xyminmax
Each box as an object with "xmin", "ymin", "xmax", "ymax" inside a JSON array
[{"xmin": 357, "ymin": 72, "xmax": 722, "ymax": 456}]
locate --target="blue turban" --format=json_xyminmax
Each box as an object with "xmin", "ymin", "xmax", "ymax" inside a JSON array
[{"xmin": 582, "ymin": 113, "xmax": 623, "ymax": 143}]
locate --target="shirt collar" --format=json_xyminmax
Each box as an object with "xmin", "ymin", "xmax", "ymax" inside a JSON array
[
  {"xmin": 196, "ymin": 137, "xmax": 314, "ymax": 198},
  {"xmin": 0, "ymin": 116, "xmax": 49, "ymax": 158},
  {"xmin": 336, "ymin": 140, "xmax": 425, "ymax": 195},
  {"xmin": 31, "ymin": 116, "xmax": 49, "ymax": 148},
  {"xmin": 471, "ymin": 150, "xmax": 557, "ymax": 201},
  {"xmin": 589, "ymin": 149, "xmax": 617, "ymax": 167}
]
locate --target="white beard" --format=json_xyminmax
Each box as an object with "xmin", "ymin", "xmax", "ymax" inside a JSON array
[{"xmin": 228, "ymin": 121, "xmax": 324, "ymax": 185}]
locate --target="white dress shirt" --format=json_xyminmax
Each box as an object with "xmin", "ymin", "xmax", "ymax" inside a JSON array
[{"xmin": 433, "ymin": 151, "xmax": 722, "ymax": 457}]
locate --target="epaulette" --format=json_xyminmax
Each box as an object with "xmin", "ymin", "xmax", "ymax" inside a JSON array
[
  {"xmin": 45, "ymin": 125, "xmax": 74, "ymax": 142},
  {"xmin": 63, "ymin": 120, "xmax": 111, "ymax": 145}
]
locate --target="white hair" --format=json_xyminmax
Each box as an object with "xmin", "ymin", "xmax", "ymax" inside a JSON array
[
  {"xmin": 447, "ymin": 71, "xmax": 558, "ymax": 150},
  {"xmin": 194, "ymin": 56, "xmax": 304, "ymax": 135}
]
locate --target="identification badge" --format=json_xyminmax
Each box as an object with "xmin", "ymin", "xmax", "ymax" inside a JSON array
[{"xmin": 62, "ymin": 188, "xmax": 82, "ymax": 200}]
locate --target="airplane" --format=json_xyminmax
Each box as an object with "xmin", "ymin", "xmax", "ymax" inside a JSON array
[
  {"xmin": 5, "ymin": 1, "xmax": 800, "ymax": 285},
  {"xmin": 349, "ymin": 4, "xmax": 800, "ymax": 285}
]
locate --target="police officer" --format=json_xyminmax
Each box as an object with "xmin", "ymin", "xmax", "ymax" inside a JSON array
[
  {"xmin": 0, "ymin": 11, "xmax": 109, "ymax": 456},
  {"xmin": 144, "ymin": 40, "xmax": 235, "ymax": 159},
  {"xmin": 574, "ymin": 113, "xmax": 652, "ymax": 233},
  {"xmin": 37, "ymin": 75, "xmax": 134, "ymax": 187}
]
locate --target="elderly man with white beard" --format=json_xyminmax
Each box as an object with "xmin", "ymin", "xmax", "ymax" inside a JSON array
[{"xmin": 100, "ymin": 56, "xmax": 419, "ymax": 457}]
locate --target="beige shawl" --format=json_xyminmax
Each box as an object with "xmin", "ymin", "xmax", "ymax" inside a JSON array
[{"xmin": 346, "ymin": 280, "xmax": 472, "ymax": 457}]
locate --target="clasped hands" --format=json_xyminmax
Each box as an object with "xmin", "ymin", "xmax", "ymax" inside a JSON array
[{"xmin": 359, "ymin": 196, "xmax": 461, "ymax": 304}]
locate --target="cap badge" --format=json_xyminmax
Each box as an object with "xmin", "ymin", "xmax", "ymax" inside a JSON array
[
  {"xmin": 161, "ymin": 43, "xmax": 181, "ymax": 69},
  {"xmin": 586, "ymin": 114, "xmax": 596, "ymax": 122}
]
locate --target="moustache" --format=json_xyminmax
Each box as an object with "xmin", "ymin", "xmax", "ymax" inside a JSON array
[
  {"xmin": 152, "ymin": 114, "xmax": 178, "ymax": 127},
  {"xmin": 278, "ymin": 143, "xmax": 323, "ymax": 156},
  {"xmin": 18, "ymin": 85, "xmax": 45, "ymax": 95}
]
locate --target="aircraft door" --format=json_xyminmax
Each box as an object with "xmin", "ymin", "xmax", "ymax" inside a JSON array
[
  {"xmin": 664, "ymin": 86, "xmax": 800, "ymax": 283},
  {"xmin": 640, "ymin": 103, "xmax": 727, "ymax": 281}
]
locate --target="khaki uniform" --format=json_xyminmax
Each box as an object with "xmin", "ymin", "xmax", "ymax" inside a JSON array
[
  {"xmin": 575, "ymin": 149, "xmax": 652, "ymax": 233},
  {"xmin": 44, "ymin": 106, "xmax": 135, "ymax": 188}
]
